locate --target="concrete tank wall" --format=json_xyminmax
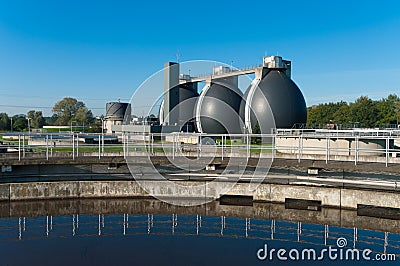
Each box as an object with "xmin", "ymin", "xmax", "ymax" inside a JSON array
[{"xmin": 1, "ymin": 180, "xmax": 400, "ymax": 210}]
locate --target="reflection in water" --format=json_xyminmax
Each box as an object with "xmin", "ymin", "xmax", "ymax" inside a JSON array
[{"xmin": 1, "ymin": 199, "xmax": 400, "ymax": 265}]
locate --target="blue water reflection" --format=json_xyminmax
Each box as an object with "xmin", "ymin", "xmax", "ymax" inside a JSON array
[{"xmin": 0, "ymin": 202, "xmax": 399, "ymax": 265}]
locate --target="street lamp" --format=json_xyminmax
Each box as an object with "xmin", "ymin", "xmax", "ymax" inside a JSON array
[
  {"xmin": 96, "ymin": 116, "xmax": 104, "ymax": 134},
  {"xmin": 10, "ymin": 117, "xmax": 13, "ymax": 132}
]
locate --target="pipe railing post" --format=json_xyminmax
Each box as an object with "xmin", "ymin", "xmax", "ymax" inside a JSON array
[
  {"xmin": 76, "ymin": 133, "xmax": 79, "ymax": 157},
  {"xmin": 50, "ymin": 134, "xmax": 53, "ymax": 158},
  {"xmin": 198, "ymin": 135, "xmax": 201, "ymax": 158},
  {"xmin": 72, "ymin": 133, "xmax": 75, "ymax": 160},
  {"xmin": 386, "ymin": 137, "xmax": 389, "ymax": 167},
  {"xmin": 222, "ymin": 134, "xmax": 225, "ymax": 161},
  {"xmin": 298, "ymin": 134, "xmax": 302, "ymax": 163},
  {"xmin": 172, "ymin": 134, "xmax": 175, "ymax": 160},
  {"xmin": 123, "ymin": 133, "xmax": 126, "ymax": 159},
  {"xmin": 22, "ymin": 135, "xmax": 25, "ymax": 158},
  {"xmin": 102, "ymin": 132, "xmax": 104, "ymax": 156},
  {"xmin": 246, "ymin": 133, "xmax": 250, "ymax": 159},
  {"xmin": 326, "ymin": 136, "xmax": 330, "ymax": 164},
  {"xmin": 354, "ymin": 136, "xmax": 358, "ymax": 166},
  {"xmin": 18, "ymin": 134, "xmax": 21, "ymax": 161},
  {"xmin": 46, "ymin": 134, "xmax": 49, "ymax": 160},
  {"xmin": 98, "ymin": 135, "xmax": 101, "ymax": 159},
  {"xmin": 126, "ymin": 133, "xmax": 130, "ymax": 157},
  {"xmin": 151, "ymin": 133, "xmax": 154, "ymax": 154},
  {"xmin": 272, "ymin": 133, "xmax": 276, "ymax": 161}
]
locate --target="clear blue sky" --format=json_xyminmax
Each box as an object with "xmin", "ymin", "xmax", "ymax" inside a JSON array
[{"xmin": 1, "ymin": 0, "xmax": 400, "ymax": 116}]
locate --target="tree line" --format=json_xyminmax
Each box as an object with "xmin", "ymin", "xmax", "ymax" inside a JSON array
[
  {"xmin": 0, "ymin": 97, "xmax": 101, "ymax": 132},
  {"xmin": 307, "ymin": 94, "xmax": 400, "ymax": 128}
]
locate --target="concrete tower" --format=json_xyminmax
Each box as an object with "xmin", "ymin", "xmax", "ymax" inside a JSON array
[{"xmin": 163, "ymin": 62, "xmax": 180, "ymax": 126}]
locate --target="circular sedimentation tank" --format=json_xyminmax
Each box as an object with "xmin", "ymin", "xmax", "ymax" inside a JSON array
[{"xmin": 240, "ymin": 70, "xmax": 307, "ymax": 133}]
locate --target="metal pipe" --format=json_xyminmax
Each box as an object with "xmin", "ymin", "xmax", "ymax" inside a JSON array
[
  {"xmin": 102, "ymin": 131, "xmax": 104, "ymax": 156},
  {"xmin": 23, "ymin": 135, "xmax": 25, "ymax": 158},
  {"xmin": 151, "ymin": 133, "xmax": 154, "ymax": 154},
  {"xmin": 172, "ymin": 134, "xmax": 175, "ymax": 160},
  {"xmin": 123, "ymin": 133, "xmax": 126, "ymax": 159},
  {"xmin": 222, "ymin": 135, "xmax": 224, "ymax": 161},
  {"xmin": 72, "ymin": 134, "xmax": 75, "ymax": 160},
  {"xmin": 386, "ymin": 137, "xmax": 389, "ymax": 167},
  {"xmin": 46, "ymin": 134, "xmax": 48, "ymax": 160},
  {"xmin": 18, "ymin": 134, "xmax": 21, "ymax": 161},
  {"xmin": 98, "ymin": 135, "xmax": 101, "ymax": 159},
  {"xmin": 296, "ymin": 175, "xmax": 397, "ymax": 188},
  {"xmin": 326, "ymin": 136, "xmax": 330, "ymax": 164},
  {"xmin": 76, "ymin": 134, "xmax": 79, "ymax": 157}
]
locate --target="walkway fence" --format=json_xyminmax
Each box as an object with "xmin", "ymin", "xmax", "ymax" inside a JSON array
[{"xmin": 1, "ymin": 129, "xmax": 400, "ymax": 166}]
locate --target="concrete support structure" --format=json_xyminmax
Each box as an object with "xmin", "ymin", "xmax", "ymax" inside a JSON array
[{"xmin": 163, "ymin": 62, "xmax": 180, "ymax": 126}]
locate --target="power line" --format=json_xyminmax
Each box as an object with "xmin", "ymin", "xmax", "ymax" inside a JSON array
[
  {"xmin": 0, "ymin": 93, "xmax": 131, "ymax": 102},
  {"xmin": 0, "ymin": 104, "xmax": 157, "ymax": 110},
  {"xmin": 0, "ymin": 104, "xmax": 104, "ymax": 110}
]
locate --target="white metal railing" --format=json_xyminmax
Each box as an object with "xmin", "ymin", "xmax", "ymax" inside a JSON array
[{"xmin": 1, "ymin": 130, "xmax": 400, "ymax": 166}]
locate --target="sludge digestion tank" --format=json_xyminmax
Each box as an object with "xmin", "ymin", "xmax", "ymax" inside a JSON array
[
  {"xmin": 240, "ymin": 57, "xmax": 307, "ymax": 134},
  {"xmin": 194, "ymin": 76, "xmax": 244, "ymax": 134}
]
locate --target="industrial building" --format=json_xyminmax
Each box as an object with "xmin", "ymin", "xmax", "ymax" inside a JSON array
[
  {"xmin": 161, "ymin": 55, "xmax": 306, "ymax": 134},
  {"xmin": 104, "ymin": 101, "xmax": 131, "ymax": 134},
  {"xmin": 111, "ymin": 55, "xmax": 307, "ymax": 135}
]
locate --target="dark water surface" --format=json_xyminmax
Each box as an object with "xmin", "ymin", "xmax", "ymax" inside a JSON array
[{"xmin": 0, "ymin": 199, "xmax": 399, "ymax": 266}]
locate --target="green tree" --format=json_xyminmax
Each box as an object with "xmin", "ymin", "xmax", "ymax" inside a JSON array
[
  {"xmin": 306, "ymin": 94, "xmax": 399, "ymax": 129},
  {"xmin": 27, "ymin": 110, "xmax": 46, "ymax": 128},
  {"xmin": 307, "ymin": 101, "xmax": 348, "ymax": 127},
  {"xmin": 45, "ymin": 114, "xmax": 58, "ymax": 126},
  {"xmin": 13, "ymin": 117, "xmax": 28, "ymax": 131},
  {"xmin": 75, "ymin": 106, "xmax": 94, "ymax": 126},
  {"xmin": 332, "ymin": 102, "xmax": 350, "ymax": 125},
  {"xmin": 376, "ymin": 94, "xmax": 399, "ymax": 125},
  {"xmin": 0, "ymin": 113, "xmax": 10, "ymax": 131},
  {"xmin": 86, "ymin": 118, "xmax": 102, "ymax": 133},
  {"xmin": 52, "ymin": 97, "xmax": 93, "ymax": 126},
  {"xmin": 349, "ymin": 96, "xmax": 379, "ymax": 128}
]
